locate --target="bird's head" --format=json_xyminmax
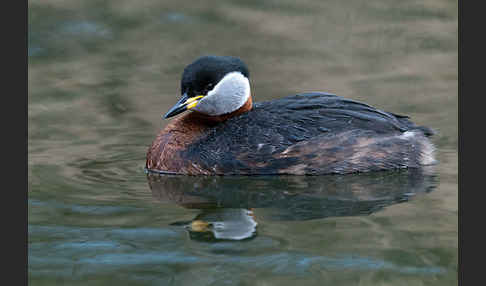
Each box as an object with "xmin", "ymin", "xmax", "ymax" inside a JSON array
[{"xmin": 164, "ymin": 55, "xmax": 252, "ymax": 119}]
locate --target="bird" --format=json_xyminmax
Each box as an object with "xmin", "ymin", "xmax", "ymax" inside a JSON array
[{"xmin": 146, "ymin": 55, "xmax": 435, "ymax": 175}]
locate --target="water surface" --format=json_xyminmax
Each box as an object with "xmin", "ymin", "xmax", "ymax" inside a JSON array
[{"xmin": 28, "ymin": 0, "xmax": 457, "ymax": 285}]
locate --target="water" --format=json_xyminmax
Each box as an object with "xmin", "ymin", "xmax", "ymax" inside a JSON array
[{"xmin": 28, "ymin": 0, "xmax": 458, "ymax": 285}]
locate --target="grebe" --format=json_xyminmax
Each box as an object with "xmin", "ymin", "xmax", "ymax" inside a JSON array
[{"xmin": 146, "ymin": 55, "xmax": 435, "ymax": 175}]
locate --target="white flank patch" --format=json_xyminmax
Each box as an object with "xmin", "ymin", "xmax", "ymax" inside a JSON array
[
  {"xmin": 193, "ymin": 72, "xmax": 250, "ymax": 116},
  {"xmin": 420, "ymin": 139, "xmax": 437, "ymax": 165},
  {"xmin": 399, "ymin": 130, "xmax": 437, "ymax": 165},
  {"xmin": 399, "ymin": 130, "xmax": 417, "ymax": 139}
]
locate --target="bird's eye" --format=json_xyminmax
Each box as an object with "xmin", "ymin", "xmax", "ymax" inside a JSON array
[{"xmin": 202, "ymin": 83, "xmax": 213, "ymax": 94}]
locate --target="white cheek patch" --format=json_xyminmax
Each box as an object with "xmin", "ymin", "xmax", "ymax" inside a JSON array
[{"xmin": 193, "ymin": 72, "xmax": 250, "ymax": 116}]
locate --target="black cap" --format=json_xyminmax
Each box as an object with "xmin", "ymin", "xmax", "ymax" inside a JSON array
[{"xmin": 180, "ymin": 56, "xmax": 249, "ymax": 97}]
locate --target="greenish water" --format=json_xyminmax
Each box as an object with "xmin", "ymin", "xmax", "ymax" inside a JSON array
[{"xmin": 28, "ymin": 0, "xmax": 457, "ymax": 285}]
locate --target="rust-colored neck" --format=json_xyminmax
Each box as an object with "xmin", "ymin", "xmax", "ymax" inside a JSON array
[{"xmin": 146, "ymin": 95, "xmax": 253, "ymax": 173}]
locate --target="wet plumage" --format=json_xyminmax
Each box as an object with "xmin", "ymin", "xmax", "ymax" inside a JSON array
[{"xmin": 146, "ymin": 56, "xmax": 435, "ymax": 175}]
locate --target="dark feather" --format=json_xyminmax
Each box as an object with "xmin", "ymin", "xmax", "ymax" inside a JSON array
[{"xmin": 180, "ymin": 93, "xmax": 434, "ymax": 175}]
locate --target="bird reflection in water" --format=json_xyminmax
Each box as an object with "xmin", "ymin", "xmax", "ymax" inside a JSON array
[
  {"xmin": 147, "ymin": 167, "xmax": 437, "ymax": 242},
  {"xmin": 170, "ymin": 208, "xmax": 258, "ymax": 242}
]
